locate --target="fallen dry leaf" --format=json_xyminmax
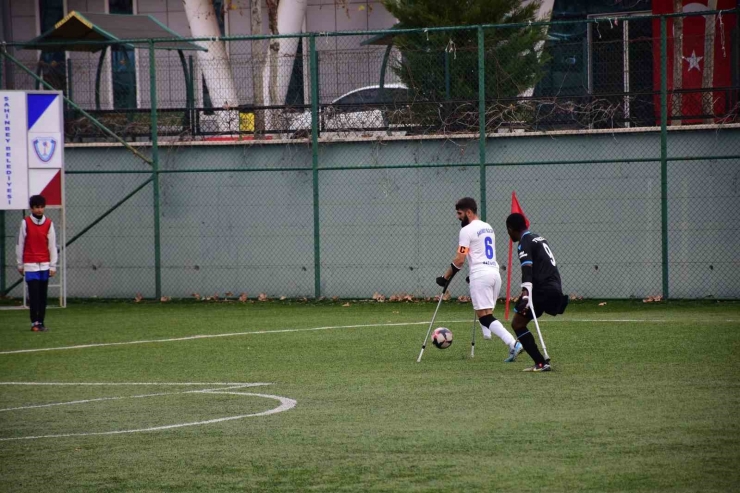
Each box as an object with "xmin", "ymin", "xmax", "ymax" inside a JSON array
[
  {"xmin": 279, "ymin": 296, "xmax": 286, "ymax": 301},
  {"xmin": 457, "ymin": 295, "xmax": 471, "ymax": 303},
  {"xmin": 258, "ymin": 293, "xmax": 268, "ymax": 302},
  {"xmin": 342, "ymin": 302, "xmax": 351, "ymax": 307},
  {"xmin": 238, "ymin": 293, "xmax": 248, "ymax": 302},
  {"xmin": 191, "ymin": 292, "xmax": 201, "ymax": 301},
  {"xmin": 643, "ymin": 295, "xmax": 664, "ymax": 303},
  {"xmin": 160, "ymin": 296, "xmax": 171, "ymax": 303},
  {"xmin": 225, "ymin": 291, "xmax": 234, "ymax": 298},
  {"xmin": 598, "ymin": 302, "xmax": 607, "ymax": 306},
  {"xmin": 372, "ymin": 292, "xmax": 386, "ymax": 302},
  {"xmin": 134, "ymin": 293, "xmax": 143, "ymax": 303}
]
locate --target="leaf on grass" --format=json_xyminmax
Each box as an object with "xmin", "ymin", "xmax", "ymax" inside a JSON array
[
  {"xmin": 134, "ymin": 293, "xmax": 143, "ymax": 303},
  {"xmin": 258, "ymin": 293, "xmax": 268, "ymax": 302},
  {"xmin": 160, "ymin": 296, "xmax": 171, "ymax": 303},
  {"xmin": 238, "ymin": 293, "xmax": 248, "ymax": 302},
  {"xmin": 191, "ymin": 293, "xmax": 201, "ymax": 301},
  {"xmin": 342, "ymin": 302, "xmax": 351, "ymax": 307},
  {"xmin": 457, "ymin": 295, "xmax": 471, "ymax": 303},
  {"xmin": 372, "ymin": 292, "xmax": 386, "ymax": 302},
  {"xmin": 643, "ymin": 295, "xmax": 664, "ymax": 303},
  {"xmin": 598, "ymin": 302, "xmax": 607, "ymax": 306}
]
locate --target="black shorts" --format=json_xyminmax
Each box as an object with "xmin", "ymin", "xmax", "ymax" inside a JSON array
[{"xmin": 516, "ymin": 291, "xmax": 569, "ymax": 320}]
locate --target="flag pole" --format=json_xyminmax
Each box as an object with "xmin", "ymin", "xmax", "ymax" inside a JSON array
[{"xmin": 505, "ymin": 237, "xmax": 513, "ymax": 320}]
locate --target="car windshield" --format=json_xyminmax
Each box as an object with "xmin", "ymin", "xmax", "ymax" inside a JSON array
[{"xmin": 331, "ymin": 87, "xmax": 410, "ymax": 113}]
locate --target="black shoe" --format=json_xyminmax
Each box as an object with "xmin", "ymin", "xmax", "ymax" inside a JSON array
[{"xmin": 523, "ymin": 362, "xmax": 551, "ymax": 372}]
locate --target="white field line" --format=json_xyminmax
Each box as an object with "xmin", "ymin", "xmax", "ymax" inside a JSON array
[
  {"xmin": 0, "ymin": 318, "xmax": 715, "ymax": 356},
  {"xmin": 0, "ymin": 383, "xmax": 297, "ymax": 441},
  {"xmin": 0, "ymin": 382, "xmax": 271, "ymax": 386},
  {"xmin": 0, "ymin": 384, "xmax": 255, "ymax": 412}
]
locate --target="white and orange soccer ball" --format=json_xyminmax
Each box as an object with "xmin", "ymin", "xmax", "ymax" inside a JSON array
[{"xmin": 432, "ymin": 327, "xmax": 453, "ymax": 349}]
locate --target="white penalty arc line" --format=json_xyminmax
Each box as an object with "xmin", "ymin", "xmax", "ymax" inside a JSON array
[
  {"xmin": 0, "ymin": 384, "xmax": 297, "ymax": 441},
  {"xmin": 0, "ymin": 318, "xmax": 698, "ymax": 356}
]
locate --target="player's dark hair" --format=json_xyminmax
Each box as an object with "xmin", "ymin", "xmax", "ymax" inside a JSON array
[
  {"xmin": 29, "ymin": 195, "xmax": 46, "ymax": 208},
  {"xmin": 455, "ymin": 197, "xmax": 477, "ymax": 214},
  {"xmin": 506, "ymin": 213, "xmax": 527, "ymax": 232}
]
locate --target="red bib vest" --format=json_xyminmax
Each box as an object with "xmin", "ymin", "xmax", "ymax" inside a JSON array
[{"xmin": 23, "ymin": 216, "xmax": 52, "ymax": 263}]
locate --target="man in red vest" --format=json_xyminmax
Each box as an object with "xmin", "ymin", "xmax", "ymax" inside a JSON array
[{"xmin": 16, "ymin": 195, "xmax": 58, "ymax": 332}]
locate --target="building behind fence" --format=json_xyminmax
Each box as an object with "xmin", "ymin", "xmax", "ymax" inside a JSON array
[{"xmin": 1, "ymin": 9, "xmax": 739, "ymax": 300}]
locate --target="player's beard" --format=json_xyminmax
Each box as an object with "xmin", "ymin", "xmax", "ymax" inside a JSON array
[{"xmin": 460, "ymin": 216, "xmax": 470, "ymax": 228}]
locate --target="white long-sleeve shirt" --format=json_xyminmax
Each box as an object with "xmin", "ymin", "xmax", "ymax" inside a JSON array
[{"xmin": 16, "ymin": 215, "xmax": 58, "ymax": 272}]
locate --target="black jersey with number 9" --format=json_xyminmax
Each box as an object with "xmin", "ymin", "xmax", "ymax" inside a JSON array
[{"xmin": 517, "ymin": 231, "xmax": 562, "ymax": 293}]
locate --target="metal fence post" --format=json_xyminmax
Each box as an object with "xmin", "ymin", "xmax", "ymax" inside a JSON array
[
  {"xmin": 149, "ymin": 40, "xmax": 162, "ymax": 299},
  {"xmin": 660, "ymin": 16, "xmax": 669, "ymax": 299},
  {"xmin": 477, "ymin": 26, "xmax": 487, "ymax": 221},
  {"xmin": 309, "ymin": 34, "xmax": 321, "ymax": 298}
]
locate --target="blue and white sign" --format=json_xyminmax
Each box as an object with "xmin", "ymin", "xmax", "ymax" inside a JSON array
[
  {"xmin": 1, "ymin": 92, "xmax": 29, "ymax": 209},
  {"xmin": 27, "ymin": 93, "xmax": 63, "ymax": 169},
  {"xmin": 0, "ymin": 90, "xmax": 64, "ymax": 210}
]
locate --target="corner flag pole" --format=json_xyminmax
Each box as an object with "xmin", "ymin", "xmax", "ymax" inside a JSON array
[
  {"xmin": 505, "ymin": 192, "xmax": 529, "ymax": 320},
  {"xmin": 505, "ymin": 238, "xmax": 513, "ymax": 320}
]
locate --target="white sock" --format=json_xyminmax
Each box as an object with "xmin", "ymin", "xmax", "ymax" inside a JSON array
[
  {"xmin": 489, "ymin": 319, "xmax": 516, "ymax": 348},
  {"xmin": 481, "ymin": 325, "xmax": 492, "ymax": 340}
]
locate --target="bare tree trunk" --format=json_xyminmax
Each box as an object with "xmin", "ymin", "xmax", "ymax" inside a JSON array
[
  {"xmin": 266, "ymin": 0, "xmax": 280, "ymax": 110},
  {"xmin": 251, "ymin": 0, "xmax": 265, "ymax": 135}
]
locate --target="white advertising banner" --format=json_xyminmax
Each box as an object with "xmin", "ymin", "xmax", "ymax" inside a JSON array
[{"xmin": 1, "ymin": 92, "xmax": 29, "ymax": 209}]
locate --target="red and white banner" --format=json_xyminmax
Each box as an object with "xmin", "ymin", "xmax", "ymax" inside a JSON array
[{"xmin": 652, "ymin": 1, "xmax": 738, "ymax": 124}]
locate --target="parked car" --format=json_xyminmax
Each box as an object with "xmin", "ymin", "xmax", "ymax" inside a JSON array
[{"xmin": 285, "ymin": 83, "xmax": 413, "ymax": 138}]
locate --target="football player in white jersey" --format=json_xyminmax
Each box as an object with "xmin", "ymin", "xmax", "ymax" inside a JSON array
[{"xmin": 436, "ymin": 197, "xmax": 523, "ymax": 362}]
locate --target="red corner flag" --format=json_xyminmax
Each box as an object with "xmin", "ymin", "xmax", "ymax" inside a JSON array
[
  {"xmin": 505, "ymin": 192, "xmax": 528, "ymax": 320},
  {"xmin": 510, "ymin": 191, "xmax": 529, "ymax": 228}
]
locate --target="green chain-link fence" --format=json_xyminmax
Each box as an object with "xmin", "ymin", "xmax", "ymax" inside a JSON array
[{"xmin": 2, "ymin": 10, "xmax": 739, "ymax": 301}]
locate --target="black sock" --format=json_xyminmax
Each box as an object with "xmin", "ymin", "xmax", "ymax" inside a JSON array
[
  {"xmin": 27, "ymin": 280, "xmax": 41, "ymax": 324},
  {"xmin": 478, "ymin": 314, "xmax": 495, "ymax": 330},
  {"xmin": 514, "ymin": 328, "xmax": 545, "ymax": 365}
]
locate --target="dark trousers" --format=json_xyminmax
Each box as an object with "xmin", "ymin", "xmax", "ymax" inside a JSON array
[{"xmin": 27, "ymin": 279, "xmax": 49, "ymax": 325}]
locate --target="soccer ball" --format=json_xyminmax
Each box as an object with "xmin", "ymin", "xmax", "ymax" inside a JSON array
[{"xmin": 432, "ymin": 327, "xmax": 453, "ymax": 349}]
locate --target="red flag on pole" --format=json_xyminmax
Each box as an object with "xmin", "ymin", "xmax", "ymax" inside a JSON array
[
  {"xmin": 510, "ymin": 191, "xmax": 529, "ymax": 228},
  {"xmin": 505, "ymin": 192, "xmax": 529, "ymax": 320}
]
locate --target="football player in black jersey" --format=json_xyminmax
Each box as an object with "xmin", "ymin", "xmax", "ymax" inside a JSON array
[{"xmin": 506, "ymin": 213, "xmax": 569, "ymax": 372}]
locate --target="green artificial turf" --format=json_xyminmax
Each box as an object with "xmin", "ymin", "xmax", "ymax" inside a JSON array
[{"xmin": 0, "ymin": 300, "xmax": 738, "ymax": 492}]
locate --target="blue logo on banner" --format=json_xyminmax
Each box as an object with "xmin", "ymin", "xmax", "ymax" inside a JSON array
[{"xmin": 33, "ymin": 137, "xmax": 57, "ymax": 162}]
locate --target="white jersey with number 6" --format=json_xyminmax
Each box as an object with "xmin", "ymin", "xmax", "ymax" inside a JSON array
[{"xmin": 458, "ymin": 219, "xmax": 499, "ymax": 276}]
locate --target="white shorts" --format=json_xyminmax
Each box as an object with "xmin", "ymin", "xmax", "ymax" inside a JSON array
[{"xmin": 469, "ymin": 270, "xmax": 502, "ymax": 311}]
